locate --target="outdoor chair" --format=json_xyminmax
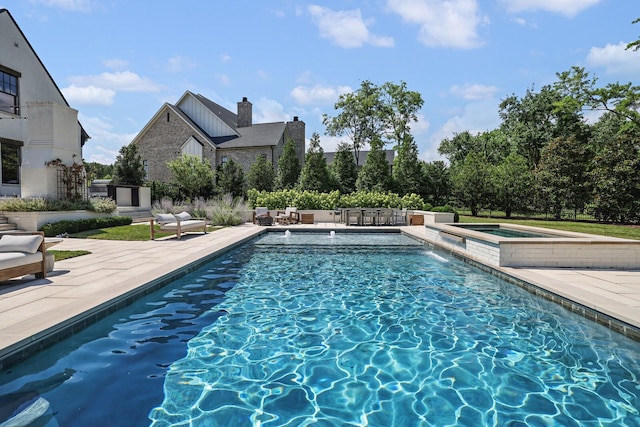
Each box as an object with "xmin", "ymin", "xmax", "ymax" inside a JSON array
[
  {"xmin": 253, "ymin": 207, "xmax": 273, "ymax": 226},
  {"xmin": 276, "ymin": 207, "xmax": 300, "ymax": 225}
]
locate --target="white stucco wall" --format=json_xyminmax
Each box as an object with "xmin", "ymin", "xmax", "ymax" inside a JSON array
[{"xmin": 0, "ymin": 10, "xmax": 84, "ymax": 199}]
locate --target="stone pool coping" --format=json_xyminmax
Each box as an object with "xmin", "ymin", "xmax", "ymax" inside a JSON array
[{"xmin": 0, "ymin": 222, "xmax": 639, "ymax": 369}]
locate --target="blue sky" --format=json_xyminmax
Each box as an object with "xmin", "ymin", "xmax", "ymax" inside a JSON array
[{"xmin": 3, "ymin": 0, "xmax": 639, "ymax": 164}]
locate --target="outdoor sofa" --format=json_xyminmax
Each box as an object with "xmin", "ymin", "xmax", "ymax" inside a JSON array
[
  {"xmin": 150, "ymin": 212, "xmax": 207, "ymax": 240},
  {"xmin": 0, "ymin": 232, "xmax": 46, "ymax": 282}
]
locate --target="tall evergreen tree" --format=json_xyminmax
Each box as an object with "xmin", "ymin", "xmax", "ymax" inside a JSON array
[
  {"xmin": 356, "ymin": 138, "xmax": 391, "ymax": 192},
  {"xmin": 298, "ymin": 132, "xmax": 332, "ymax": 192},
  {"xmin": 422, "ymin": 160, "xmax": 450, "ymax": 206},
  {"xmin": 392, "ymin": 134, "xmax": 422, "ymax": 195},
  {"xmin": 113, "ymin": 144, "xmax": 145, "ymax": 185},
  {"xmin": 216, "ymin": 158, "xmax": 245, "ymax": 198},
  {"xmin": 450, "ymin": 151, "xmax": 494, "ymax": 216},
  {"xmin": 491, "ymin": 153, "xmax": 534, "ymax": 218},
  {"xmin": 246, "ymin": 154, "xmax": 275, "ymax": 191},
  {"xmin": 330, "ymin": 142, "xmax": 358, "ymax": 194},
  {"xmin": 274, "ymin": 137, "xmax": 301, "ymax": 190}
]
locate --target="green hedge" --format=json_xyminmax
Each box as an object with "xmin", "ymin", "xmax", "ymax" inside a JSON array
[
  {"xmin": 40, "ymin": 216, "xmax": 132, "ymax": 237},
  {"xmin": 247, "ymin": 189, "xmax": 432, "ymax": 210},
  {"xmin": 431, "ymin": 205, "xmax": 460, "ymax": 222}
]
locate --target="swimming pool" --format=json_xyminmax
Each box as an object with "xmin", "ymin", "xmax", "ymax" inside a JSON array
[{"xmin": 1, "ymin": 233, "xmax": 640, "ymax": 426}]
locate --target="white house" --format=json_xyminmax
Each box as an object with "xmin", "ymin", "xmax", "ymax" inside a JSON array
[{"xmin": 0, "ymin": 8, "xmax": 89, "ymax": 199}]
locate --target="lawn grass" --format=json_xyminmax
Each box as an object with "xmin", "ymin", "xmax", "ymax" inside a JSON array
[
  {"xmin": 68, "ymin": 224, "xmax": 222, "ymax": 241},
  {"xmin": 459, "ymin": 215, "xmax": 640, "ymax": 240},
  {"xmin": 49, "ymin": 250, "xmax": 91, "ymax": 261}
]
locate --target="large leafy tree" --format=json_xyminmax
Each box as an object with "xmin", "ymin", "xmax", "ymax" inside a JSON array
[
  {"xmin": 555, "ymin": 66, "xmax": 640, "ymax": 127},
  {"xmin": 535, "ymin": 136, "xmax": 591, "ymax": 219},
  {"xmin": 216, "ymin": 158, "xmax": 245, "ymax": 198},
  {"xmin": 380, "ymin": 81, "xmax": 424, "ymax": 147},
  {"xmin": 298, "ymin": 132, "xmax": 333, "ymax": 192},
  {"xmin": 589, "ymin": 130, "xmax": 640, "ymax": 223},
  {"xmin": 274, "ymin": 137, "xmax": 301, "ymax": 190},
  {"xmin": 246, "ymin": 154, "xmax": 275, "ymax": 192},
  {"xmin": 450, "ymin": 152, "xmax": 494, "ymax": 216},
  {"xmin": 491, "ymin": 153, "xmax": 534, "ymax": 218},
  {"xmin": 166, "ymin": 154, "xmax": 215, "ymax": 200},
  {"xmin": 323, "ymin": 80, "xmax": 386, "ymax": 166},
  {"xmin": 113, "ymin": 144, "xmax": 145, "ymax": 185},
  {"xmin": 329, "ymin": 142, "xmax": 358, "ymax": 194},
  {"xmin": 421, "ymin": 160, "xmax": 450, "ymax": 206},
  {"xmin": 499, "ymin": 85, "xmax": 563, "ymax": 168}
]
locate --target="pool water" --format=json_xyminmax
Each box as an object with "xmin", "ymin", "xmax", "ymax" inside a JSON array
[
  {"xmin": 450, "ymin": 224, "xmax": 563, "ymax": 239},
  {"xmin": 1, "ymin": 233, "xmax": 640, "ymax": 426}
]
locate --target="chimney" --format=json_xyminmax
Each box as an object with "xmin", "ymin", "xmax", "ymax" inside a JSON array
[{"xmin": 237, "ymin": 97, "xmax": 252, "ymax": 128}]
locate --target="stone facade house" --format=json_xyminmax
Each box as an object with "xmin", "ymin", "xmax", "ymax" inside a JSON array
[
  {"xmin": 131, "ymin": 91, "xmax": 305, "ymax": 183},
  {"xmin": 0, "ymin": 9, "xmax": 89, "ymax": 198}
]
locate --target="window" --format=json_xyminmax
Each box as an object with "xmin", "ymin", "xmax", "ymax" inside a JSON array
[
  {"xmin": 0, "ymin": 69, "xmax": 19, "ymax": 115},
  {"xmin": 221, "ymin": 156, "xmax": 228, "ymax": 165},
  {"xmin": 143, "ymin": 160, "xmax": 149, "ymax": 180},
  {"xmin": 1, "ymin": 144, "xmax": 20, "ymax": 184}
]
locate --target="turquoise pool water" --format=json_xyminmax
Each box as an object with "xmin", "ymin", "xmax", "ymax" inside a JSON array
[
  {"xmin": 450, "ymin": 224, "xmax": 563, "ymax": 238},
  {"xmin": 1, "ymin": 233, "xmax": 640, "ymax": 426}
]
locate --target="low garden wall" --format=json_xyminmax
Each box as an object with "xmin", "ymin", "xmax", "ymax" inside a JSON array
[{"xmin": 5, "ymin": 211, "xmax": 112, "ymax": 232}]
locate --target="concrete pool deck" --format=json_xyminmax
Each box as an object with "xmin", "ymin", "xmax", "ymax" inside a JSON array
[{"xmin": 1, "ymin": 222, "xmax": 639, "ymax": 368}]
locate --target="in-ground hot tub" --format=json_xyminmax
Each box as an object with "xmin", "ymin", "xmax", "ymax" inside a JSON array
[{"xmin": 424, "ymin": 223, "xmax": 640, "ymax": 269}]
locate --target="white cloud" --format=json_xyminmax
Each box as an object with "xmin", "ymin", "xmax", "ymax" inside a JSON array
[
  {"xmin": 499, "ymin": 0, "xmax": 602, "ymax": 17},
  {"xmin": 166, "ymin": 56, "xmax": 197, "ymax": 73},
  {"xmin": 79, "ymin": 114, "xmax": 137, "ymax": 164},
  {"xmin": 387, "ymin": 0, "xmax": 484, "ymax": 49},
  {"xmin": 450, "ymin": 83, "xmax": 499, "ymax": 100},
  {"xmin": 425, "ymin": 98, "xmax": 500, "ymax": 160},
  {"xmin": 290, "ymin": 84, "xmax": 352, "ymax": 105},
  {"xmin": 308, "ymin": 5, "xmax": 394, "ymax": 48},
  {"xmin": 317, "ymin": 134, "xmax": 344, "ymax": 153},
  {"xmin": 220, "ymin": 54, "xmax": 231, "ymax": 63},
  {"xmin": 253, "ymin": 98, "xmax": 290, "ymax": 123},
  {"xmin": 68, "ymin": 71, "xmax": 163, "ymax": 92},
  {"xmin": 62, "ymin": 85, "xmax": 115, "ymax": 106},
  {"xmin": 586, "ymin": 42, "xmax": 640, "ymax": 76},
  {"xmin": 29, "ymin": 0, "xmax": 93, "ymax": 12}
]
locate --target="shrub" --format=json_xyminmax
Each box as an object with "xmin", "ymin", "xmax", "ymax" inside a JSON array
[
  {"xmin": 0, "ymin": 197, "xmax": 117, "ymax": 213},
  {"xmin": 208, "ymin": 194, "xmax": 247, "ymax": 226},
  {"xmin": 40, "ymin": 216, "xmax": 132, "ymax": 237},
  {"xmin": 432, "ymin": 205, "xmax": 459, "ymax": 222}
]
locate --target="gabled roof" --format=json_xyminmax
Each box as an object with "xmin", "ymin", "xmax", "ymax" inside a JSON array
[
  {"xmin": 0, "ymin": 9, "xmax": 89, "ymax": 144},
  {"xmin": 193, "ymin": 93, "xmax": 238, "ymax": 130}
]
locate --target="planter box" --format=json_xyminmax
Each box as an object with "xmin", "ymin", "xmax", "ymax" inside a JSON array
[{"xmin": 4, "ymin": 211, "xmax": 113, "ymax": 232}]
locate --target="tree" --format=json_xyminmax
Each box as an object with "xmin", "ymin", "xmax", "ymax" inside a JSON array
[
  {"xmin": 450, "ymin": 152, "xmax": 494, "ymax": 216},
  {"xmin": 356, "ymin": 137, "xmax": 391, "ymax": 192},
  {"xmin": 626, "ymin": 18, "xmax": 640, "ymax": 52},
  {"xmin": 274, "ymin": 137, "xmax": 301, "ymax": 190},
  {"xmin": 298, "ymin": 132, "xmax": 333, "ymax": 192},
  {"xmin": 380, "ymin": 81, "xmax": 424, "ymax": 147},
  {"xmin": 422, "ymin": 160, "xmax": 450, "ymax": 206},
  {"xmin": 555, "ymin": 66, "xmax": 640, "ymax": 127},
  {"xmin": 113, "ymin": 144, "xmax": 145, "ymax": 185},
  {"xmin": 246, "ymin": 154, "xmax": 275, "ymax": 192},
  {"xmin": 438, "ymin": 131, "xmax": 477, "ymax": 167},
  {"xmin": 323, "ymin": 80, "xmax": 386, "ymax": 166},
  {"xmin": 216, "ymin": 158, "xmax": 245, "ymax": 198},
  {"xmin": 392, "ymin": 134, "xmax": 423, "ymax": 195},
  {"xmin": 590, "ymin": 128, "xmax": 640, "ymax": 223},
  {"xmin": 330, "ymin": 142, "xmax": 358, "ymax": 194},
  {"xmin": 84, "ymin": 162, "xmax": 114, "ymax": 180},
  {"xmin": 499, "ymin": 85, "xmax": 563, "ymax": 168},
  {"xmin": 491, "ymin": 153, "xmax": 534, "ymax": 218},
  {"xmin": 167, "ymin": 154, "xmax": 215, "ymax": 200},
  {"xmin": 535, "ymin": 136, "xmax": 591, "ymax": 219}
]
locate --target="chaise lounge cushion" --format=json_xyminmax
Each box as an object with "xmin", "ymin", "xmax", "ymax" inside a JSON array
[
  {"xmin": 0, "ymin": 252, "xmax": 43, "ymax": 269},
  {"xmin": 0, "ymin": 234, "xmax": 44, "ymax": 254},
  {"xmin": 174, "ymin": 211, "xmax": 192, "ymax": 221},
  {"xmin": 156, "ymin": 213, "xmax": 177, "ymax": 223}
]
